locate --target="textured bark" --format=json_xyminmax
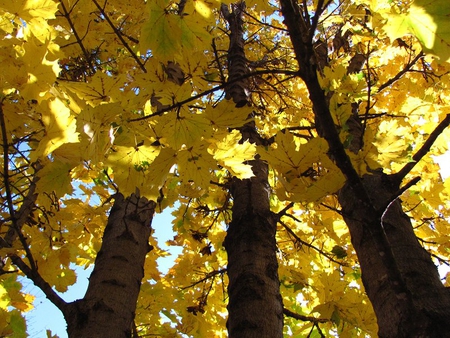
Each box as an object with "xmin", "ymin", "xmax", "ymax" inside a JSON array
[
  {"xmin": 222, "ymin": 2, "xmax": 283, "ymax": 337},
  {"xmin": 280, "ymin": 1, "xmax": 450, "ymax": 336},
  {"xmin": 64, "ymin": 193, "xmax": 155, "ymax": 338},
  {"xmin": 339, "ymin": 173, "xmax": 450, "ymax": 337},
  {"xmin": 224, "ymin": 161, "xmax": 283, "ymax": 338}
]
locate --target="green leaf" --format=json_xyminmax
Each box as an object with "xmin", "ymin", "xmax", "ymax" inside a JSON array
[
  {"xmin": 331, "ymin": 245, "xmax": 348, "ymax": 259},
  {"xmin": 140, "ymin": 0, "xmax": 182, "ymax": 61},
  {"xmin": 10, "ymin": 310, "xmax": 27, "ymax": 338}
]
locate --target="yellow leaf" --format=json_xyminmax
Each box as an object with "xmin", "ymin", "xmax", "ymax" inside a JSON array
[
  {"xmin": 208, "ymin": 130, "xmax": 256, "ymax": 179},
  {"xmin": 0, "ymin": 0, "xmax": 58, "ymax": 21},
  {"xmin": 140, "ymin": 0, "xmax": 182, "ymax": 61},
  {"xmin": 36, "ymin": 160, "xmax": 74, "ymax": 197},
  {"xmin": 204, "ymin": 100, "xmax": 253, "ymax": 129},
  {"xmin": 382, "ymin": 0, "xmax": 450, "ymax": 62},
  {"xmin": 178, "ymin": 143, "xmax": 217, "ymax": 188},
  {"xmin": 107, "ymin": 144, "xmax": 160, "ymax": 190},
  {"xmin": 31, "ymin": 98, "xmax": 78, "ymax": 160}
]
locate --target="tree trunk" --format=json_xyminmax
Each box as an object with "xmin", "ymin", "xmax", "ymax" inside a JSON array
[
  {"xmin": 225, "ymin": 161, "xmax": 283, "ymax": 338},
  {"xmin": 64, "ymin": 193, "xmax": 155, "ymax": 338},
  {"xmin": 280, "ymin": 1, "xmax": 450, "ymax": 336},
  {"xmin": 222, "ymin": 2, "xmax": 283, "ymax": 337},
  {"xmin": 339, "ymin": 173, "xmax": 450, "ymax": 337}
]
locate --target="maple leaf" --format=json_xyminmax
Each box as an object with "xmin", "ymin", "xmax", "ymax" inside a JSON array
[
  {"xmin": 204, "ymin": 100, "xmax": 253, "ymax": 129},
  {"xmin": 106, "ymin": 144, "xmax": 160, "ymax": 195},
  {"xmin": 31, "ymin": 98, "xmax": 78, "ymax": 161},
  {"xmin": 208, "ymin": 130, "xmax": 256, "ymax": 179},
  {"xmin": 382, "ymin": 0, "xmax": 450, "ymax": 61},
  {"xmin": 140, "ymin": 0, "xmax": 182, "ymax": 61},
  {"xmin": 177, "ymin": 143, "xmax": 218, "ymax": 189},
  {"xmin": 36, "ymin": 160, "xmax": 74, "ymax": 197},
  {"xmin": 0, "ymin": 0, "xmax": 58, "ymax": 21}
]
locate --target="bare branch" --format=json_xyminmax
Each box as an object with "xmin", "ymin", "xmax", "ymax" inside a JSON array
[
  {"xmin": 378, "ymin": 52, "xmax": 424, "ymax": 93},
  {"xmin": 58, "ymin": 0, "xmax": 96, "ymax": 75},
  {"xmin": 279, "ymin": 219, "xmax": 348, "ymax": 266},
  {"xmin": 180, "ymin": 269, "xmax": 227, "ymax": 290}
]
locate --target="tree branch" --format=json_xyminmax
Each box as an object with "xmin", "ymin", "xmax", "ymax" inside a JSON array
[
  {"xmin": 128, "ymin": 69, "xmax": 299, "ymax": 122},
  {"xmin": 279, "ymin": 219, "xmax": 347, "ymax": 266},
  {"xmin": 378, "ymin": 52, "xmax": 424, "ymax": 93},
  {"xmin": 9, "ymin": 255, "xmax": 69, "ymax": 315},
  {"xmin": 180, "ymin": 268, "xmax": 227, "ymax": 290},
  {"xmin": 280, "ymin": 0, "xmax": 372, "ymax": 206},
  {"xmin": 393, "ymin": 114, "xmax": 450, "ymax": 184},
  {"xmin": 91, "ymin": 0, "xmax": 147, "ymax": 73},
  {"xmin": 283, "ymin": 307, "xmax": 329, "ymax": 323},
  {"xmin": 58, "ymin": 0, "xmax": 96, "ymax": 75}
]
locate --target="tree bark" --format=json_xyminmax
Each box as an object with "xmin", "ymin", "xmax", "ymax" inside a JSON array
[
  {"xmin": 225, "ymin": 160, "xmax": 283, "ymax": 338},
  {"xmin": 222, "ymin": 2, "xmax": 283, "ymax": 337},
  {"xmin": 339, "ymin": 173, "xmax": 450, "ymax": 337},
  {"xmin": 64, "ymin": 193, "xmax": 155, "ymax": 338},
  {"xmin": 280, "ymin": 1, "xmax": 450, "ymax": 336}
]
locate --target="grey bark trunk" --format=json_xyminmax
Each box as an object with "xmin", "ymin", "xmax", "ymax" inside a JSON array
[
  {"xmin": 222, "ymin": 2, "xmax": 283, "ymax": 337},
  {"xmin": 64, "ymin": 193, "xmax": 155, "ymax": 338}
]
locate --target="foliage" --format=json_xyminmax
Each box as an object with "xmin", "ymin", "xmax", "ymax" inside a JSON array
[{"xmin": 0, "ymin": 0, "xmax": 449, "ymax": 336}]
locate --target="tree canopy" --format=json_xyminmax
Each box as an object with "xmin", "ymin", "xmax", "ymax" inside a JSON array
[{"xmin": 1, "ymin": 0, "xmax": 450, "ymax": 337}]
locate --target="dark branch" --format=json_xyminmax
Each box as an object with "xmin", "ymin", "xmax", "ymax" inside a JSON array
[
  {"xmin": 128, "ymin": 69, "xmax": 299, "ymax": 122},
  {"xmin": 279, "ymin": 219, "xmax": 348, "ymax": 266},
  {"xmin": 10, "ymin": 255, "xmax": 69, "ymax": 315},
  {"xmin": 283, "ymin": 307, "xmax": 329, "ymax": 323},
  {"xmin": 180, "ymin": 269, "xmax": 227, "ymax": 290},
  {"xmin": 58, "ymin": 0, "xmax": 96, "ymax": 75},
  {"xmin": 378, "ymin": 52, "xmax": 424, "ymax": 92},
  {"xmin": 393, "ymin": 114, "xmax": 450, "ymax": 184},
  {"xmin": 91, "ymin": 0, "xmax": 147, "ymax": 73}
]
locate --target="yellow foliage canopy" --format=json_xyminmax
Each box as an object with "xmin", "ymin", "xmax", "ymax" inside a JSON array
[{"xmin": 0, "ymin": 0, "xmax": 449, "ymax": 337}]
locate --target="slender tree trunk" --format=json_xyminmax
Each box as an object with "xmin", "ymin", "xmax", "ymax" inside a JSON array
[
  {"xmin": 280, "ymin": 1, "xmax": 450, "ymax": 336},
  {"xmin": 222, "ymin": 2, "xmax": 283, "ymax": 337},
  {"xmin": 64, "ymin": 193, "xmax": 155, "ymax": 338}
]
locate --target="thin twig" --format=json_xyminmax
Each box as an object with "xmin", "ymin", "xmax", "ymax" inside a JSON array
[
  {"xmin": 9, "ymin": 255, "xmax": 68, "ymax": 315},
  {"xmin": 378, "ymin": 52, "xmax": 424, "ymax": 92},
  {"xmin": 128, "ymin": 69, "xmax": 299, "ymax": 122},
  {"xmin": 180, "ymin": 269, "xmax": 227, "ymax": 290},
  {"xmin": 91, "ymin": 0, "xmax": 146, "ymax": 73},
  {"xmin": 279, "ymin": 219, "xmax": 348, "ymax": 266},
  {"xmin": 393, "ymin": 114, "xmax": 450, "ymax": 184},
  {"xmin": 283, "ymin": 307, "xmax": 329, "ymax": 323},
  {"xmin": 58, "ymin": 0, "xmax": 95, "ymax": 74}
]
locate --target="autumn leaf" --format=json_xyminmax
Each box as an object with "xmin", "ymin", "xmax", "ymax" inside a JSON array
[
  {"xmin": 382, "ymin": 0, "xmax": 450, "ymax": 61},
  {"xmin": 31, "ymin": 98, "xmax": 78, "ymax": 161},
  {"xmin": 140, "ymin": 0, "xmax": 182, "ymax": 61},
  {"xmin": 36, "ymin": 160, "xmax": 74, "ymax": 197},
  {"xmin": 208, "ymin": 130, "xmax": 255, "ymax": 179}
]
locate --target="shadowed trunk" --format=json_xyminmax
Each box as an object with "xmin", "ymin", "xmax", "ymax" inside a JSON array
[
  {"xmin": 222, "ymin": 2, "xmax": 283, "ymax": 337},
  {"xmin": 339, "ymin": 173, "xmax": 450, "ymax": 337},
  {"xmin": 64, "ymin": 193, "xmax": 155, "ymax": 338},
  {"xmin": 280, "ymin": 1, "xmax": 450, "ymax": 336}
]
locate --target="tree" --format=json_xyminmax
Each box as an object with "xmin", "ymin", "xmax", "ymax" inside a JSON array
[{"xmin": 1, "ymin": 0, "xmax": 450, "ymax": 337}]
